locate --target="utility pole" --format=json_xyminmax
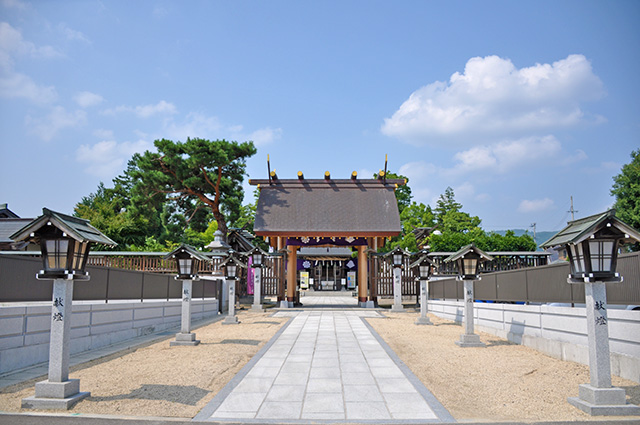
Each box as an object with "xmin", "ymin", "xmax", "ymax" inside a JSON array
[
  {"xmin": 569, "ymin": 196, "xmax": 578, "ymax": 221},
  {"xmin": 530, "ymin": 222, "xmax": 536, "ymax": 242}
]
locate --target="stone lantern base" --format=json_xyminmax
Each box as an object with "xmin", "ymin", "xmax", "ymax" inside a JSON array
[
  {"xmin": 22, "ymin": 379, "xmax": 89, "ymax": 410},
  {"xmin": 568, "ymin": 384, "xmax": 640, "ymax": 416},
  {"xmin": 170, "ymin": 332, "xmax": 200, "ymax": 346},
  {"xmin": 415, "ymin": 316, "xmax": 433, "ymax": 325},
  {"xmin": 455, "ymin": 333, "xmax": 486, "ymax": 347}
]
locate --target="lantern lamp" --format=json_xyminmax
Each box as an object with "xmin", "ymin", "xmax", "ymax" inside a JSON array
[
  {"xmin": 248, "ymin": 247, "xmax": 266, "ymax": 268},
  {"xmin": 541, "ymin": 209, "xmax": 640, "ymax": 283},
  {"xmin": 164, "ymin": 244, "xmax": 209, "ymax": 280},
  {"xmin": 410, "ymin": 249, "xmax": 433, "ymax": 280},
  {"xmin": 388, "ymin": 246, "xmax": 407, "ymax": 268},
  {"xmin": 219, "ymin": 250, "xmax": 246, "ymax": 280},
  {"xmin": 444, "ymin": 243, "xmax": 493, "ymax": 281},
  {"xmin": 10, "ymin": 208, "xmax": 116, "ymax": 280}
]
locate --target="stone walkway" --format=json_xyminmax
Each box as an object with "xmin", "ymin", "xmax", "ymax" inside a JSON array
[{"xmin": 194, "ymin": 308, "xmax": 454, "ymax": 423}]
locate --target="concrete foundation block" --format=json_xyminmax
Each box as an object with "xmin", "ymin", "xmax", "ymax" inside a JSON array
[
  {"xmin": 568, "ymin": 396, "xmax": 640, "ymax": 416},
  {"xmin": 455, "ymin": 333, "xmax": 486, "ymax": 347},
  {"xmin": 34, "ymin": 379, "xmax": 80, "ymax": 399},
  {"xmin": 365, "ymin": 301, "xmax": 375, "ymax": 308},
  {"xmin": 22, "ymin": 391, "xmax": 89, "ymax": 410},
  {"xmin": 170, "ymin": 332, "xmax": 200, "ymax": 346},
  {"xmin": 415, "ymin": 316, "xmax": 433, "ymax": 325},
  {"xmin": 391, "ymin": 304, "xmax": 404, "ymax": 312},
  {"xmin": 578, "ymin": 384, "xmax": 627, "ymax": 405},
  {"xmin": 223, "ymin": 316, "xmax": 239, "ymax": 325},
  {"xmin": 250, "ymin": 304, "xmax": 264, "ymax": 312}
]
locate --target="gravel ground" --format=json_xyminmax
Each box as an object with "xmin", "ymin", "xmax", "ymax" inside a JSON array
[
  {"xmin": 367, "ymin": 311, "xmax": 640, "ymax": 422},
  {"xmin": 0, "ymin": 308, "xmax": 638, "ymax": 422}
]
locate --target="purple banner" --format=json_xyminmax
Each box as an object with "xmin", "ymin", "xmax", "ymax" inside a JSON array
[{"xmin": 286, "ymin": 237, "xmax": 368, "ymax": 247}]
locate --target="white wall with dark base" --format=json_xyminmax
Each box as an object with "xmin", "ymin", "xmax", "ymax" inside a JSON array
[{"xmin": 0, "ymin": 299, "xmax": 219, "ymax": 375}]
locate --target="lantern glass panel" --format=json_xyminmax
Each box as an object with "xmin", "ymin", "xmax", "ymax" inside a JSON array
[
  {"xmin": 178, "ymin": 258, "xmax": 192, "ymax": 275},
  {"xmin": 252, "ymin": 252, "xmax": 262, "ymax": 266},
  {"xmin": 589, "ymin": 240, "xmax": 614, "ymax": 273},
  {"xmin": 569, "ymin": 243, "xmax": 586, "ymax": 274},
  {"xmin": 72, "ymin": 241, "xmax": 89, "ymax": 271},
  {"xmin": 46, "ymin": 239, "xmax": 69, "ymax": 270},
  {"xmin": 463, "ymin": 258, "xmax": 477, "ymax": 276},
  {"xmin": 227, "ymin": 264, "xmax": 237, "ymax": 278},
  {"xmin": 419, "ymin": 265, "xmax": 430, "ymax": 278},
  {"xmin": 393, "ymin": 253, "xmax": 403, "ymax": 267}
]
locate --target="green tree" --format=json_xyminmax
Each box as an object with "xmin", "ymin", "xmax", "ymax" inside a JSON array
[
  {"xmin": 373, "ymin": 171, "xmax": 412, "ymax": 214},
  {"xmin": 130, "ymin": 138, "xmax": 257, "ymax": 240},
  {"xmin": 611, "ymin": 149, "xmax": 640, "ymax": 250}
]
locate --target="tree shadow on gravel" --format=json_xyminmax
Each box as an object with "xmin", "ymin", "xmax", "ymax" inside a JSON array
[{"xmin": 88, "ymin": 384, "xmax": 209, "ymax": 405}]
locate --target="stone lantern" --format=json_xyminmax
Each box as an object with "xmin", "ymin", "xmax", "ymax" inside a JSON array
[
  {"xmin": 164, "ymin": 244, "xmax": 210, "ymax": 346},
  {"xmin": 10, "ymin": 208, "xmax": 116, "ymax": 409},
  {"xmin": 541, "ymin": 209, "xmax": 640, "ymax": 415},
  {"xmin": 411, "ymin": 249, "xmax": 434, "ymax": 325},
  {"xmin": 444, "ymin": 243, "xmax": 493, "ymax": 347}
]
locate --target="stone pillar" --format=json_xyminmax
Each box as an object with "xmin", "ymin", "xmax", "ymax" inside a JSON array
[
  {"xmin": 568, "ymin": 282, "xmax": 640, "ymax": 415},
  {"xmin": 277, "ymin": 237, "xmax": 285, "ymax": 302},
  {"xmin": 415, "ymin": 279, "xmax": 432, "ymax": 325},
  {"xmin": 455, "ymin": 280, "xmax": 485, "ymax": 347},
  {"xmin": 171, "ymin": 280, "xmax": 200, "ymax": 346},
  {"xmin": 391, "ymin": 265, "xmax": 404, "ymax": 311},
  {"xmin": 357, "ymin": 245, "xmax": 368, "ymax": 307},
  {"xmin": 251, "ymin": 267, "xmax": 264, "ymax": 312},
  {"xmin": 22, "ymin": 279, "xmax": 90, "ymax": 409},
  {"xmin": 283, "ymin": 246, "xmax": 297, "ymax": 308},
  {"xmin": 223, "ymin": 279, "xmax": 239, "ymax": 324}
]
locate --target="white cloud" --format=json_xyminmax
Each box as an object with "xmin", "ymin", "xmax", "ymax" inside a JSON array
[
  {"xmin": 163, "ymin": 112, "xmax": 224, "ymax": 141},
  {"xmin": 0, "ymin": 22, "xmax": 60, "ymax": 104},
  {"xmin": 0, "ymin": 71, "xmax": 57, "ymax": 103},
  {"xmin": 58, "ymin": 23, "xmax": 90, "ymax": 43},
  {"xmin": 382, "ymin": 54, "xmax": 604, "ymax": 145},
  {"xmin": 518, "ymin": 198, "xmax": 555, "ymax": 213},
  {"xmin": 26, "ymin": 106, "xmax": 86, "ymax": 141},
  {"xmin": 76, "ymin": 139, "xmax": 152, "ymax": 179},
  {"xmin": 74, "ymin": 91, "xmax": 104, "ymax": 107},
  {"xmin": 103, "ymin": 100, "xmax": 177, "ymax": 118},
  {"xmin": 245, "ymin": 127, "xmax": 282, "ymax": 146},
  {"xmin": 452, "ymin": 135, "xmax": 562, "ymax": 173}
]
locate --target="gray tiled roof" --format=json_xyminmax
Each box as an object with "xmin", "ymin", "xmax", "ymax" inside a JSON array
[
  {"xmin": 0, "ymin": 218, "xmax": 34, "ymax": 243},
  {"xmin": 250, "ymin": 179, "xmax": 403, "ymax": 237}
]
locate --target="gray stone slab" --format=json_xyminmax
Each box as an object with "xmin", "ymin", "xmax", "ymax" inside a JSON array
[
  {"xmin": 303, "ymin": 392, "xmax": 343, "ymax": 413},
  {"xmin": 307, "ymin": 378, "xmax": 342, "ymax": 393},
  {"xmin": 216, "ymin": 391, "xmax": 266, "ymax": 412},
  {"xmin": 342, "ymin": 371, "xmax": 376, "ymax": 385},
  {"xmin": 255, "ymin": 401, "xmax": 302, "ymax": 419},
  {"xmin": 346, "ymin": 401, "xmax": 392, "ymax": 420},
  {"xmin": 309, "ymin": 367, "xmax": 341, "ymax": 379},
  {"xmin": 344, "ymin": 384, "xmax": 384, "ymax": 402},
  {"xmin": 273, "ymin": 372, "xmax": 309, "ymax": 385},
  {"xmin": 265, "ymin": 385, "xmax": 306, "ymax": 402}
]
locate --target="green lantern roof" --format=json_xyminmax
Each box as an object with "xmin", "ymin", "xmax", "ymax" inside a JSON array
[
  {"xmin": 540, "ymin": 209, "xmax": 640, "ymax": 249},
  {"xmin": 10, "ymin": 207, "xmax": 116, "ymax": 246},
  {"xmin": 444, "ymin": 243, "xmax": 493, "ymax": 263},
  {"xmin": 163, "ymin": 244, "xmax": 210, "ymax": 262}
]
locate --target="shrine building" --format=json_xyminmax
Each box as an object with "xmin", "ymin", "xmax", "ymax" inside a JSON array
[{"xmin": 249, "ymin": 170, "xmax": 405, "ymax": 306}]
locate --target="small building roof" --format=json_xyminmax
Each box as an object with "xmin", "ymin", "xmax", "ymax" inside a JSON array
[
  {"xmin": 0, "ymin": 218, "xmax": 34, "ymax": 244},
  {"xmin": 250, "ymin": 178, "xmax": 405, "ymax": 237},
  {"xmin": 540, "ymin": 209, "xmax": 640, "ymax": 248},
  {"xmin": 163, "ymin": 244, "xmax": 210, "ymax": 262},
  {"xmin": 0, "ymin": 204, "xmax": 19, "ymax": 219},
  {"xmin": 10, "ymin": 208, "xmax": 116, "ymax": 246}
]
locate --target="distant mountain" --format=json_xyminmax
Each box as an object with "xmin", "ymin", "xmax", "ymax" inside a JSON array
[{"xmin": 491, "ymin": 229, "xmax": 558, "ymax": 250}]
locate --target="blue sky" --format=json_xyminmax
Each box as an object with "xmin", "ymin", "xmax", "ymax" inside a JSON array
[{"xmin": 1, "ymin": 0, "xmax": 638, "ymax": 232}]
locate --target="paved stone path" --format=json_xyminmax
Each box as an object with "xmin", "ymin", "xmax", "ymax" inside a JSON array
[{"xmin": 194, "ymin": 308, "xmax": 454, "ymax": 423}]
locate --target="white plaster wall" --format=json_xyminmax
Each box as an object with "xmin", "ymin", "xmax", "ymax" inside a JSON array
[
  {"xmin": 0, "ymin": 299, "xmax": 219, "ymax": 375},
  {"xmin": 429, "ymin": 300, "xmax": 640, "ymax": 383}
]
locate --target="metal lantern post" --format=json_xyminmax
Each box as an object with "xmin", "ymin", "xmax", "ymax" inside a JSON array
[
  {"xmin": 412, "ymin": 250, "xmax": 434, "ymax": 325},
  {"xmin": 387, "ymin": 247, "xmax": 407, "ymax": 312},
  {"xmin": 444, "ymin": 244, "xmax": 493, "ymax": 348},
  {"xmin": 248, "ymin": 247, "xmax": 266, "ymax": 312},
  {"xmin": 10, "ymin": 208, "xmax": 116, "ymax": 410},
  {"xmin": 220, "ymin": 251, "xmax": 246, "ymax": 324},
  {"xmin": 165, "ymin": 245, "xmax": 209, "ymax": 346},
  {"xmin": 541, "ymin": 210, "xmax": 640, "ymax": 416}
]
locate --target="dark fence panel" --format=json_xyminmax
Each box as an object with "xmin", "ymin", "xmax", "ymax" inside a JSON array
[
  {"xmin": 142, "ymin": 273, "xmax": 171, "ymax": 300},
  {"xmin": 107, "ymin": 269, "xmax": 143, "ymax": 300},
  {"xmin": 0, "ymin": 256, "xmax": 51, "ymax": 301},
  {"xmin": 475, "ymin": 274, "xmax": 497, "ymax": 300},
  {"xmin": 496, "ymin": 270, "xmax": 528, "ymax": 302},
  {"xmin": 75, "ymin": 266, "xmax": 109, "ymax": 301}
]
